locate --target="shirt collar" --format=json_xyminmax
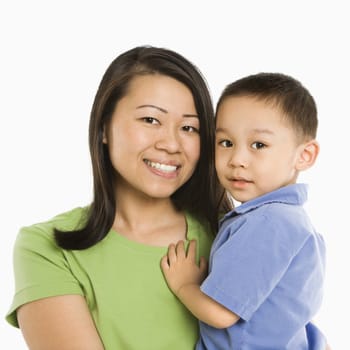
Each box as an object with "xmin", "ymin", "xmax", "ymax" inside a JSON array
[{"xmin": 223, "ymin": 183, "xmax": 309, "ymax": 220}]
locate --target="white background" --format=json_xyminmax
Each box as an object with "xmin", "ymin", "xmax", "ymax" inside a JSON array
[{"xmin": 1, "ymin": 1, "xmax": 348, "ymax": 348}]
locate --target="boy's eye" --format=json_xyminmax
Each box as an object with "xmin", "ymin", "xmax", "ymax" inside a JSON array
[
  {"xmin": 142, "ymin": 117, "xmax": 159, "ymax": 124},
  {"xmin": 251, "ymin": 141, "xmax": 266, "ymax": 149},
  {"xmin": 218, "ymin": 140, "xmax": 233, "ymax": 148}
]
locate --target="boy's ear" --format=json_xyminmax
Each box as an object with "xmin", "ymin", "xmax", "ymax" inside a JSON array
[{"xmin": 296, "ymin": 139, "xmax": 319, "ymax": 171}]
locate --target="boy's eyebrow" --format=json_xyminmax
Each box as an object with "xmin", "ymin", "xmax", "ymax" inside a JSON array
[
  {"xmin": 136, "ymin": 104, "xmax": 198, "ymax": 118},
  {"xmin": 215, "ymin": 127, "xmax": 229, "ymax": 133},
  {"xmin": 215, "ymin": 127, "xmax": 274, "ymax": 135},
  {"xmin": 252, "ymin": 128, "xmax": 274, "ymax": 135}
]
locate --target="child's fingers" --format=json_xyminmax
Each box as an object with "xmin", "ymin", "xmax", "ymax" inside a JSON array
[
  {"xmin": 175, "ymin": 240, "xmax": 186, "ymax": 259},
  {"xmin": 199, "ymin": 256, "xmax": 208, "ymax": 274},
  {"xmin": 187, "ymin": 239, "xmax": 197, "ymax": 262},
  {"xmin": 160, "ymin": 255, "xmax": 170, "ymax": 270},
  {"xmin": 167, "ymin": 243, "xmax": 177, "ymax": 264}
]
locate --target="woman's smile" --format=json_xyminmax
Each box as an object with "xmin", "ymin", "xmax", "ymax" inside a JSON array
[{"xmin": 144, "ymin": 159, "xmax": 180, "ymax": 178}]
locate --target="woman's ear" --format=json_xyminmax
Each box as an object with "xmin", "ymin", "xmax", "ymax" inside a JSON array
[
  {"xmin": 296, "ymin": 139, "xmax": 320, "ymax": 171},
  {"xmin": 102, "ymin": 125, "xmax": 108, "ymax": 144}
]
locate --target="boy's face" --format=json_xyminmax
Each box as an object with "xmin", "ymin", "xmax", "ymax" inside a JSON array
[{"xmin": 215, "ymin": 95, "xmax": 305, "ymax": 203}]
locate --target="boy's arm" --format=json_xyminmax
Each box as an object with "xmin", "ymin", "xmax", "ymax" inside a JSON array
[{"xmin": 161, "ymin": 240, "xmax": 239, "ymax": 329}]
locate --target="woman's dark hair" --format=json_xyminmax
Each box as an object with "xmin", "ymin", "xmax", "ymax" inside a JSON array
[{"xmin": 55, "ymin": 45, "xmax": 229, "ymax": 249}]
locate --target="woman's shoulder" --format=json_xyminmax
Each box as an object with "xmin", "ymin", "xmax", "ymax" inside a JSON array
[
  {"xmin": 48, "ymin": 206, "xmax": 90, "ymax": 231},
  {"xmin": 17, "ymin": 206, "xmax": 89, "ymax": 247},
  {"xmin": 185, "ymin": 211, "xmax": 214, "ymax": 259},
  {"xmin": 185, "ymin": 211, "xmax": 212, "ymax": 235}
]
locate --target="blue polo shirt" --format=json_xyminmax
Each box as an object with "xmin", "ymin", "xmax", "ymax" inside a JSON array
[{"xmin": 197, "ymin": 184, "xmax": 326, "ymax": 350}]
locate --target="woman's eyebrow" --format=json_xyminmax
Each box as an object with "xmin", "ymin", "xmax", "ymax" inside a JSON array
[
  {"xmin": 136, "ymin": 104, "xmax": 198, "ymax": 118},
  {"xmin": 183, "ymin": 113, "xmax": 199, "ymax": 119},
  {"xmin": 136, "ymin": 104, "xmax": 168, "ymax": 113}
]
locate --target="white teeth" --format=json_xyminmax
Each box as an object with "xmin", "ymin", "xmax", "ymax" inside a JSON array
[{"xmin": 145, "ymin": 160, "xmax": 177, "ymax": 173}]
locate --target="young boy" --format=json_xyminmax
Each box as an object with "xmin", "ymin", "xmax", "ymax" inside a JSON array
[{"xmin": 161, "ymin": 73, "xmax": 326, "ymax": 349}]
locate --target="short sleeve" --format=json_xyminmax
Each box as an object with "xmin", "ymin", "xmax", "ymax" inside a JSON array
[
  {"xmin": 6, "ymin": 224, "xmax": 83, "ymax": 327},
  {"xmin": 201, "ymin": 213, "xmax": 309, "ymax": 321}
]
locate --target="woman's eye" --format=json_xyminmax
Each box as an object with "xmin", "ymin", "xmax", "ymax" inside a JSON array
[
  {"xmin": 182, "ymin": 125, "xmax": 199, "ymax": 133},
  {"xmin": 218, "ymin": 140, "xmax": 233, "ymax": 148},
  {"xmin": 142, "ymin": 117, "xmax": 159, "ymax": 124},
  {"xmin": 252, "ymin": 141, "xmax": 266, "ymax": 149}
]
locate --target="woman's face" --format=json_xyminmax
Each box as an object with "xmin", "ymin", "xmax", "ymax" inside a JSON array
[{"xmin": 104, "ymin": 74, "xmax": 200, "ymax": 200}]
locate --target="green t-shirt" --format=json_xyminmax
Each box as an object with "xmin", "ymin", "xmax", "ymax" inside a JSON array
[{"xmin": 6, "ymin": 207, "xmax": 213, "ymax": 350}]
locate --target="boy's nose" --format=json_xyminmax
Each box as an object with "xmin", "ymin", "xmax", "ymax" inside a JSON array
[{"xmin": 228, "ymin": 148, "xmax": 248, "ymax": 168}]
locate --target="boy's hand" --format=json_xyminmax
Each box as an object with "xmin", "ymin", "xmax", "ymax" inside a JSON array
[{"xmin": 160, "ymin": 240, "xmax": 208, "ymax": 297}]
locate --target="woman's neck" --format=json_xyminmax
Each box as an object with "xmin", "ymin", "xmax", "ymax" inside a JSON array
[{"xmin": 112, "ymin": 185, "xmax": 187, "ymax": 246}]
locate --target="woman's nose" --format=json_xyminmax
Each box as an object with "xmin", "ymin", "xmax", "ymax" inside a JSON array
[{"xmin": 155, "ymin": 126, "xmax": 181, "ymax": 153}]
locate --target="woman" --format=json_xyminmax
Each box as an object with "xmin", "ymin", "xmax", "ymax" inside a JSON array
[{"xmin": 6, "ymin": 46, "xmax": 228, "ymax": 349}]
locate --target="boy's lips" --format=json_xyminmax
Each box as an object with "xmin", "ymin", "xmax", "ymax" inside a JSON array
[
  {"xmin": 229, "ymin": 175, "xmax": 252, "ymax": 183},
  {"xmin": 227, "ymin": 176, "xmax": 253, "ymax": 189}
]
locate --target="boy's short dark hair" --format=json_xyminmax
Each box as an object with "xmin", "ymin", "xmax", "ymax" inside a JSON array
[{"xmin": 216, "ymin": 72, "xmax": 318, "ymax": 141}]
